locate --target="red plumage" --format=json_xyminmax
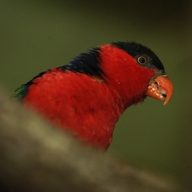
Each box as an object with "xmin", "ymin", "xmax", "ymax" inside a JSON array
[{"xmin": 14, "ymin": 43, "xmax": 173, "ymax": 150}]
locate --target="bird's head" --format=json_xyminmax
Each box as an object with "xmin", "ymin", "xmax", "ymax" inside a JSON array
[{"xmin": 99, "ymin": 42, "xmax": 173, "ymax": 107}]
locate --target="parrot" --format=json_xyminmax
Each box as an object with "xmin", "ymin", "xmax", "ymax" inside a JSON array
[{"xmin": 12, "ymin": 41, "xmax": 173, "ymax": 150}]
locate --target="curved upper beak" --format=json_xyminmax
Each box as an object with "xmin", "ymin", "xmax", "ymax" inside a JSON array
[{"xmin": 146, "ymin": 75, "xmax": 173, "ymax": 105}]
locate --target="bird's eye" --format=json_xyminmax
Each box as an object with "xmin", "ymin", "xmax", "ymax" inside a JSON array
[{"xmin": 137, "ymin": 56, "xmax": 147, "ymax": 65}]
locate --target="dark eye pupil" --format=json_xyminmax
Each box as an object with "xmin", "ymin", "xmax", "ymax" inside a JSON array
[{"xmin": 139, "ymin": 57, "xmax": 145, "ymax": 63}]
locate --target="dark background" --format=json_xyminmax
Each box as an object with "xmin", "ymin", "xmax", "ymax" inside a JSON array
[{"xmin": 1, "ymin": 0, "xmax": 191, "ymax": 184}]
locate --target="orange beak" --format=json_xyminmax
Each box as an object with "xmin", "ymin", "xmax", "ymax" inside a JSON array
[{"xmin": 146, "ymin": 75, "xmax": 173, "ymax": 105}]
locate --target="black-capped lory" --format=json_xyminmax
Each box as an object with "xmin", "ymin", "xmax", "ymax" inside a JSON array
[{"xmin": 13, "ymin": 42, "xmax": 173, "ymax": 150}]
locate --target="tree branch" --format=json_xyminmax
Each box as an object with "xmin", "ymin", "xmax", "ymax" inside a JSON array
[{"xmin": 0, "ymin": 87, "xmax": 178, "ymax": 192}]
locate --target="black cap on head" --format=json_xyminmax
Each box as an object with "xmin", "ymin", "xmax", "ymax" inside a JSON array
[{"xmin": 111, "ymin": 41, "xmax": 165, "ymax": 74}]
